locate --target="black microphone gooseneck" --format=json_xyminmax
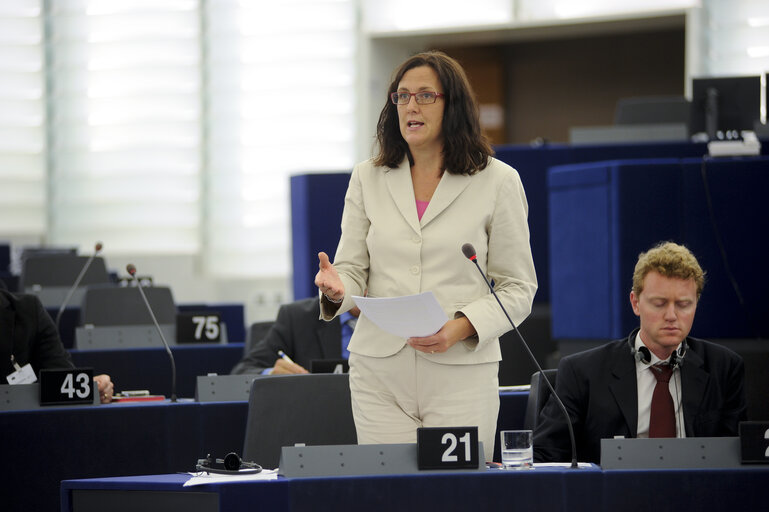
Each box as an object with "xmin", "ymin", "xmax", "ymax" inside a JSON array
[
  {"xmin": 461, "ymin": 243, "xmax": 579, "ymax": 469},
  {"xmin": 127, "ymin": 264, "xmax": 177, "ymax": 402},
  {"xmin": 55, "ymin": 241, "xmax": 103, "ymax": 332}
]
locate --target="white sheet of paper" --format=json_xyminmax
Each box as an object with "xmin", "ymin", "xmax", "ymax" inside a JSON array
[
  {"xmin": 183, "ymin": 469, "xmax": 279, "ymax": 486},
  {"xmin": 352, "ymin": 292, "xmax": 449, "ymax": 339},
  {"xmin": 532, "ymin": 462, "xmax": 595, "ymax": 468}
]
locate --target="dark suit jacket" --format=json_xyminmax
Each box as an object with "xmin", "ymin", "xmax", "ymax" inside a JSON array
[
  {"xmin": 533, "ymin": 330, "xmax": 747, "ymax": 464},
  {"xmin": 231, "ymin": 297, "xmax": 342, "ymax": 374},
  {"xmin": 1, "ymin": 290, "xmax": 74, "ymax": 378}
]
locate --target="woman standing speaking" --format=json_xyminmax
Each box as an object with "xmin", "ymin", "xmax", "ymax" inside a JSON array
[{"xmin": 315, "ymin": 51, "xmax": 537, "ymax": 458}]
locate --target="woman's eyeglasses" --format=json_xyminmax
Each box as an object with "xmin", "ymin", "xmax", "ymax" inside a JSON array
[{"xmin": 390, "ymin": 91, "xmax": 444, "ymax": 105}]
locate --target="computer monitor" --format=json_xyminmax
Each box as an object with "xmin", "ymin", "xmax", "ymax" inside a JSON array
[{"xmin": 690, "ymin": 75, "xmax": 761, "ymax": 139}]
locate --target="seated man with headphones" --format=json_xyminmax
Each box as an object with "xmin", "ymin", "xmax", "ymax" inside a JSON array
[{"xmin": 533, "ymin": 242, "xmax": 747, "ymax": 464}]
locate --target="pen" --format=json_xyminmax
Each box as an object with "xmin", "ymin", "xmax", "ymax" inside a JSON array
[{"xmin": 277, "ymin": 350, "xmax": 295, "ymax": 364}]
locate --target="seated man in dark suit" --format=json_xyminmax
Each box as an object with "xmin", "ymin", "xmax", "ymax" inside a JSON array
[
  {"xmin": 1, "ymin": 288, "xmax": 114, "ymax": 403},
  {"xmin": 534, "ymin": 242, "xmax": 746, "ymax": 464},
  {"xmin": 231, "ymin": 297, "xmax": 359, "ymax": 375}
]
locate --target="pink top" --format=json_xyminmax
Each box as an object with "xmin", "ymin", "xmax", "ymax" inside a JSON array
[{"xmin": 416, "ymin": 200, "xmax": 429, "ymax": 220}]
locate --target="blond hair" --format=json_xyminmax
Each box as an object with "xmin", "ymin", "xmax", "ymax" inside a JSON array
[{"xmin": 632, "ymin": 242, "xmax": 705, "ymax": 298}]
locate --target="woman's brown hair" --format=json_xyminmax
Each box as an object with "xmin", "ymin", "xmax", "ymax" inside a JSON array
[{"xmin": 373, "ymin": 51, "xmax": 493, "ymax": 175}]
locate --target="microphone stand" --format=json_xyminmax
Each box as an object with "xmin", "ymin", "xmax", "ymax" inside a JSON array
[
  {"xmin": 127, "ymin": 264, "xmax": 177, "ymax": 402},
  {"xmin": 55, "ymin": 242, "xmax": 102, "ymax": 332},
  {"xmin": 462, "ymin": 243, "xmax": 579, "ymax": 469}
]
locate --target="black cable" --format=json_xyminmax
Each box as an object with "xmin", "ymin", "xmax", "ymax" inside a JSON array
[
  {"xmin": 672, "ymin": 368, "xmax": 683, "ymax": 439},
  {"xmin": 699, "ymin": 157, "xmax": 761, "ymax": 339}
]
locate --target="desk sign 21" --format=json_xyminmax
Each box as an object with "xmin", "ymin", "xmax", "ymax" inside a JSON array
[{"xmin": 417, "ymin": 426, "xmax": 481, "ymax": 470}]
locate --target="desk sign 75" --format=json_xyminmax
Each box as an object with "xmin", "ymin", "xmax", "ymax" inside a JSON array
[{"xmin": 176, "ymin": 312, "xmax": 222, "ymax": 343}]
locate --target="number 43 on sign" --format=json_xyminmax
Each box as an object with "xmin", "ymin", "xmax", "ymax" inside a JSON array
[{"xmin": 39, "ymin": 368, "xmax": 95, "ymax": 405}]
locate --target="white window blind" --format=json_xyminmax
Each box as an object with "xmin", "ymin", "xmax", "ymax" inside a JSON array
[
  {"xmin": 698, "ymin": 0, "xmax": 769, "ymax": 76},
  {"xmin": 363, "ymin": 0, "xmax": 514, "ymax": 32},
  {"xmin": 203, "ymin": 0, "xmax": 357, "ymax": 278},
  {"xmin": 0, "ymin": 0, "xmax": 46, "ymax": 235},
  {"xmin": 517, "ymin": 0, "xmax": 696, "ymax": 21},
  {"xmin": 46, "ymin": 0, "xmax": 202, "ymax": 254}
]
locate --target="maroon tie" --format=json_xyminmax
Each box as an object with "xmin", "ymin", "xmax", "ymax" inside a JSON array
[{"xmin": 649, "ymin": 363, "xmax": 676, "ymax": 438}]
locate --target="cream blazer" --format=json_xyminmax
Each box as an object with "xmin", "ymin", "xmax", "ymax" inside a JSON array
[{"xmin": 320, "ymin": 156, "xmax": 537, "ymax": 365}]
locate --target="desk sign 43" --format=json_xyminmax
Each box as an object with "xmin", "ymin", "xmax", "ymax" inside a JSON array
[
  {"xmin": 40, "ymin": 368, "xmax": 94, "ymax": 405},
  {"xmin": 417, "ymin": 426, "xmax": 481, "ymax": 470}
]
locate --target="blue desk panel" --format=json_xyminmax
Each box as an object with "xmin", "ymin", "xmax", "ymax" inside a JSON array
[
  {"xmin": 549, "ymin": 155, "xmax": 769, "ymax": 339},
  {"xmin": 290, "ymin": 172, "xmax": 350, "ymax": 300},
  {"xmin": 4, "ymin": 391, "xmax": 528, "ymax": 512},
  {"xmin": 495, "ymin": 140, "xmax": 710, "ymax": 303},
  {"xmin": 600, "ymin": 467, "xmax": 769, "ymax": 510},
  {"xmin": 70, "ymin": 343, "xmax": 246, "ymax": 397},
  {"xmin": 61, "ymin": 465, "xmax": 769, "ymax": 512},
  {"xmin": 2, "ymin": 401, "xmax": 247, "ymax": 512}
]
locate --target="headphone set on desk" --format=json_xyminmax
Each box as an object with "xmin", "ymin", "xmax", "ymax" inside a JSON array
[
  {"xmin": 627, "ymin": 330, "xmax": 687, "ymax": 370},
  {"xmin": 196, "ymin": 453, "xmax": 262, "ymax": 475}
]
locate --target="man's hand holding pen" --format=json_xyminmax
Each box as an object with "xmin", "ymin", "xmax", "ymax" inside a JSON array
[{"xmin": 272, "ymin": 350, "xmax": 309, "ymax": 375}]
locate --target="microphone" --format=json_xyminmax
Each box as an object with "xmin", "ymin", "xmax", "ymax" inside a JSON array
[
  {"xmin": 127, "ymin": 263, "xmax": 177, "ymax": 402},
  {"xmin": 461, "ymin": 242, "xmax": 579, "ymax": 469},
  {"xmin": 670, "ymin": 342, "xmax": 686, "ymax": 370},
  {"xmin": 55, "ymin": 241, "xmax": 103, "ymax": 332}
]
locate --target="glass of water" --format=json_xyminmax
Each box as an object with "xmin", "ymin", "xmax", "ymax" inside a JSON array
[{"xmin": 500, "ymin": 430, "xmax": 533, "ymax": 469}]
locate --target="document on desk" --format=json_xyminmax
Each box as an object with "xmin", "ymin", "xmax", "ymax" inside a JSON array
[
  {"xmin": 533, "ymin": 463, "xmax": 595, "ymax": 469},
  {"xmin": 183, "ymin": 469, "xmax": 279, "ymax": 486},
  {"xmin": 352, "ymin": 292, "xmax": 448, "ymax": 339}
]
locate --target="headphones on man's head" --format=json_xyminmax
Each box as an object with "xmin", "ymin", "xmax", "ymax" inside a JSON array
[
  {"xmin": 627, "ymin": 329, "xmax": 687, "ymax": 370},
  {"xmin": 196, "ymin": 453, "xmax": 262, "ymax": 475}
]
